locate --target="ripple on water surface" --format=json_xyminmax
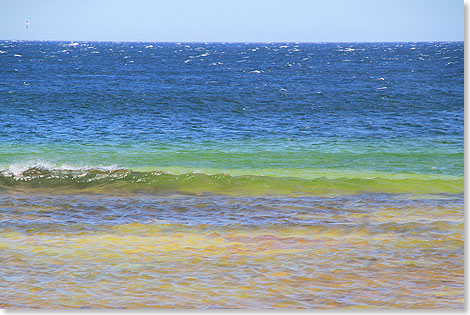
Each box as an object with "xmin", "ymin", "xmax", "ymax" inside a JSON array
[{"xmin": 0, "ymin": 192, "xmax": 464, "ymax": 308}]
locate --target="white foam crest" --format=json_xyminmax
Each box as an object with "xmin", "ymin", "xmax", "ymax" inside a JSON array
[{"xmin": 3, "ymin": 160, "xmax": 121, "ymax": 178}]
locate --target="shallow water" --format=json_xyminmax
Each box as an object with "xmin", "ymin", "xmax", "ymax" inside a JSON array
[
  {"xmin": 0, "ymin": 192, "xmax": 464, "ymax": 308},
  {"xmin": 0, "ymin": 41, "xmax": 464, "ymax": 308}
]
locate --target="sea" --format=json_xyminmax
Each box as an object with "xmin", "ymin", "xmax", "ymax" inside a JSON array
[{"xmin": 0, "ymin": 41, "xmax": 464, "ymax": 308}]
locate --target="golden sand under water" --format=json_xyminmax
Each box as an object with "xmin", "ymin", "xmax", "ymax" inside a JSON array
[{"xmin": 0, "ymin": 193, "xmax": 464, "ymax": 309}]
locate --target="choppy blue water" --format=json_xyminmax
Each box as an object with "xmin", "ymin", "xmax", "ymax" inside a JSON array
[{"xmin": 1, "ymin": 42, "xmax": 463, "ymax": 139}]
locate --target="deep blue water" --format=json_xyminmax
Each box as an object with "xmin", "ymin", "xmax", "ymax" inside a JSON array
[{"xmin": 0, "ymin": 42, "xmax": 463, "ymax": 143}]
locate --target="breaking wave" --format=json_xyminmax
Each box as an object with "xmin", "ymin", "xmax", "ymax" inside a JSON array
[{"xmin": 0, "ymin": 161, "xmax": 463, "ymax": 196}]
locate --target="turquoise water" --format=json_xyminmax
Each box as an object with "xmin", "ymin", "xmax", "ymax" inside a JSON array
[{"xmin": 0, "ymin": 136, "xmax": 463, "ymax": 195}]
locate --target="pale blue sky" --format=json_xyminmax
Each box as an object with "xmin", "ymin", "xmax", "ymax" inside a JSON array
[{"xmin": 0, "ymin": 0, "xmax": 463, "ymax": 42}]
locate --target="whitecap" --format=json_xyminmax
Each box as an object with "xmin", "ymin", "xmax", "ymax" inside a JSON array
[
  {"xmin": 3, "ymin": 160, "xmax": 121, "ymax": 179},
  {"xmin": 14, "ymin": 54, "xmax": 22, "ymax": 57},
  {"xmin": 249, "ymin": 70, "xmax": 263, "ymax": 74}
]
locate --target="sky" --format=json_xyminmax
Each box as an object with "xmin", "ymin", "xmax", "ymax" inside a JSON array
[{"xmin": 0, "ymin": 0, "xmax": 464, "ymax": 42}]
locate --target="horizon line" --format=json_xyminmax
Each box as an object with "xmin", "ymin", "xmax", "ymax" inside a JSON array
[{"xmin": 0, "ymin": 39, "xmax": 464, "ymax": 44}]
